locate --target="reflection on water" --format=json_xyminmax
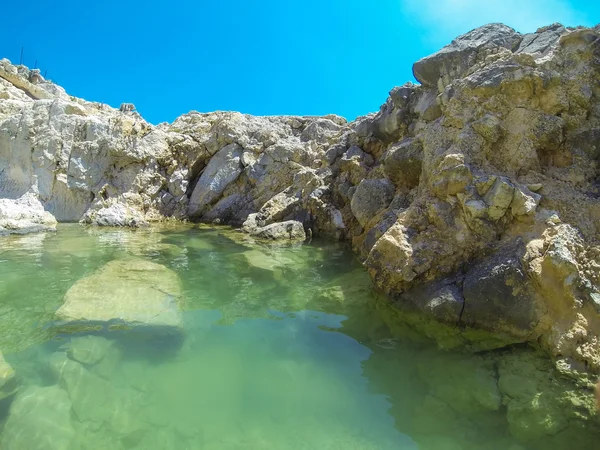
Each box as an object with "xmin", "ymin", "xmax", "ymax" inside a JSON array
[{"xmin": 0, "ymin": 224, "xmax": 597, "ymax": 449}]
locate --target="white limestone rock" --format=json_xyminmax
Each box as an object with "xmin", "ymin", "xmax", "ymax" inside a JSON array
[{"xmin": 0, "ymin": 193, "xmax": 57, "ymax": 235}]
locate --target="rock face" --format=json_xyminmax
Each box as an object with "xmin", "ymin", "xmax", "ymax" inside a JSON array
[
  {"xmin": 55, "ymin": 259, "xmax": 183, "ymax": 335},
  {"xmin": 1, "ymin": 22, "xmax": 600, "ymax": 435}
]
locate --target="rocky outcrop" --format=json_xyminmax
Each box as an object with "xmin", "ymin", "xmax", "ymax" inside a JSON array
[
  {"xmin": 55, "ymin": 259, "xmax": 183, "ymax": 336},
  {"xmin": 0, "ymin": 22, "xmax": 599, "ymax": 430}
]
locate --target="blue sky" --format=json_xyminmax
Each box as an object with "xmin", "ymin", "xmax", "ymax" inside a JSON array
[{"xmin": 0, "ymin": 1, "xmax": 597, "ymax": 124}]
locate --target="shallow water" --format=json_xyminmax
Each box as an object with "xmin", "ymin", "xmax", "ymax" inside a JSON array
[{"xmin": 0, "ymin": 224, "xmax": 597, "ymax": 449}]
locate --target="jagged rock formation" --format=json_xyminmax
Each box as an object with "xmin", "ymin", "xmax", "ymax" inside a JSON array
[{"xmin": 1, "ymin": 21, "xmax": 599, "ymax": 424}]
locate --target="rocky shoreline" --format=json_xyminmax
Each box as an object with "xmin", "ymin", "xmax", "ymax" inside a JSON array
[{"xmin": 1, "ymin": 21, "xmax": 599, "ymax": 436}]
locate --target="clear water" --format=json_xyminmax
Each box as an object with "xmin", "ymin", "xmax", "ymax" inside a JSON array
[{"xmin": 0, "ymin": 224, "xmax": 596, "ymax": 449}]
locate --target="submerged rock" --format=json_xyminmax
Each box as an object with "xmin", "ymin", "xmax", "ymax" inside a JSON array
[
  {"xmin": 67, "ymin": 335, "xmax": 114, "ymax": 366},
  {"xmin": 417, "ymin": 352, "xmax": 501, "ymax": 415},
  {"xmin": 0, "ymin": 351, "xmax": 17, "ymax": 400},
  {"xmin": 48, "ymin": 352, "xmax": 146, "ymax": 444},
  {"xmin": 497, "ymin": 350, "xmax": 599, "ymax": 444},
  {"xmin": 55, "ymin": 259, "xmax": 183, "ymax": 335},
  {"xmin": 0, "ymin": 385, "xmax": 75, "ymax": 450},
  {"xmin": 242, "ymin": 248, "xmax": 298, "ymax": 272}
]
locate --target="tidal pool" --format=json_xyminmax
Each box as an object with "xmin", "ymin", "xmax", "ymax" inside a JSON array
[{"xmin": 0, "ymin": 224, "xmax": 597, "ymax": 449}]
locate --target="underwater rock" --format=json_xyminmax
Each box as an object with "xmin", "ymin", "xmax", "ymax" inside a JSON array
[
  {"xmin": 0, "ymin": 351, "xmax": 17, "ymax": 400},
  {"xmin": 0, "ymin": 385, "xmax": 75, "ymax": 450},
  {"xmin": 55, "ymin": 259, "xmax": 183, "ymax": 335},
  {"xmin": 416, "ymin": 352, "xmax": 502, "ymax": 415},
  {"xmin": 497, "ymin": 349, "xmax": 599, "ymax": 443},
  {"xmin": 48, "ymin": 352, "xmax": 146, "ymax": 443},
  {"xmin": 241, "ymin": 248, "xmax": 298, "ymax": 272},
  {"xmin": 68, "ymin": 335, "xmax": 114, "ymax": 366},
  {"xmin": 49, "ymin": 352, "xmax": 113, "ymax": 423}
]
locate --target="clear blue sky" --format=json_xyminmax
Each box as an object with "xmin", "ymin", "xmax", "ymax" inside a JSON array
[{"xmin": 1, "ymin": 1, "xmax": 597, "ymax": 124}]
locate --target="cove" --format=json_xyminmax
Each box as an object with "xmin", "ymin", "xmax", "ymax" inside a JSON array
[{"xmin": 0, "ymin": 224, "xmax": 597, "ymax": 450}]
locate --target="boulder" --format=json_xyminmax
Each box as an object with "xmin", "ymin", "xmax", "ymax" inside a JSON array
[
  {"xmin": 350, "ymin": 179, "xmax": 395, "ymax": 227},
  {"xmin": 384, "ymin": 138, "xmax": 424, "ymax": 187},
  {"xmin": 67, "ymin": 335, "xmax": 114, "ymax": 366},
  {"xmin": 496, "ymin": 350, "xmax": 597, "ymax": 442},
  {"xmin": 49, "ymin": 353, "xmax": 113, "ymax": 423},
  {"xmin": 82, "ymin": 202, "xmax": 146, "ymax": 227},
  {"xmin": 242, "ymin": 249, "xmax": 298, "ymax": 272},
  {"xmin": 254, "ymin": 191, "xmax": 300, "ymax": 227},
  {"xmin": 188, "ymin": 143, "xmax": 244, "ymax": 218},
  {"xmin": 462, "ymin": 241, "xmax": 545, "ymax": 342},
  {"xmin": 0, "ymin": 193, "xmax": 57, "ymax": 236},
  {"xmin": 48, "ymin": 353, "xmax": 145, "ymax": 441},
  {"xmin": 412, "ymin": 23, "xmax": 522, "ymax": 89},
  {"xmin": 248, "ymin": 220, "xmax": 306, "ymax": 241},
  {"xmin": 395, "ymin": 277, "xmax": 465, "ymax": 324},
  {"xmin": 516, "ymin": 23, "xmax": 566, "ymax": 58},
  {"xmin": 55, "ymin": 259, "xmax": 183, "ymax": 335},
  {"xmin": 416, "ymin": 352, "xmax": 502, "ymax": 415},
  {"xmin": 0, "ymin": 385, "xmax": 75, "ymax": 450}
]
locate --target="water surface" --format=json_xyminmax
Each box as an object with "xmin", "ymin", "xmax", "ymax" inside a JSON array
[{"xmin": 0, "ymin": 224, "xmax": 596, "ymax": 449}]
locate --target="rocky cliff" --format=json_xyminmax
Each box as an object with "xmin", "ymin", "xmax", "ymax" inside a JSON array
[{"xmin": 1, "ymin": 22, "xmax": 599, "ymax": 401}]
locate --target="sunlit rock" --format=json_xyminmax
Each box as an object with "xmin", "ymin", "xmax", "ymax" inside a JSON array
[{"xmin": 0, "ymin": 193, "xmax": 57, "ymax": 236}]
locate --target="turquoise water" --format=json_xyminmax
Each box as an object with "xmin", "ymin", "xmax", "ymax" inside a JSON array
[{"xmin": 0, "ymin": 224, "xmax": 597, "ymax": 449}]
